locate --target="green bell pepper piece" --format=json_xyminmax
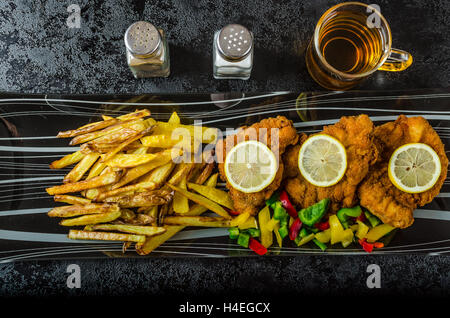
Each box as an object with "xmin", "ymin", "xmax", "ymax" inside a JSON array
[
  {"xmin": 313, "ymin": 238, "xmax": 327, "ymax": 251},
  {"xmin": 272, "ymin": 201, "xmax": 289, "ymax": 227},
  {"xmin": 237, "ymin": 232, "xmax": 250, "ymax": 248},
  {"xmin": 244, "ymin": 228, "xmax": 261, "ymax": 238},
  {"xmin": 364, "ymin": 210, "xmax": 381, "ymax": 228},
  {"xmin": 298, "ymin": 198, "xmax": 330, "ymax": 227},
  {"xmin": 228, "ymin": 227, "xmax": 240, "ymax": 239},
  {"xmin": 337, "ymin": 206, "xmax": 362, "ymax": 229},
  {"xmin": 266, "ymin": 191, "xmax": 280, "ymax": 208},
  {"xmin": 278, "ymin": 224, "xmax": 289, "ymax": 239},
  {"xmin": 299, "ymin": 227, "xmax": 310, "ymax": 238},
  {"xmin": 306, "ymin": 226, "xmax": 319, "ymax": 233}
]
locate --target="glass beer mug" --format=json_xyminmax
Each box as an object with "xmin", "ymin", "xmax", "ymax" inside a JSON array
[{"xmin": 306, "ymin": 2, "xmax": 413, "ymax": 90}]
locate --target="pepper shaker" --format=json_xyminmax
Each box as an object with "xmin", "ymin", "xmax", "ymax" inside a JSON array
[
  {"xmin": 213, "ymin": 24, "xmax": 253, "ymax": 80},
  {"xmin": 124, "ymin": 21, "xmax": 170, "ymax": 78}
]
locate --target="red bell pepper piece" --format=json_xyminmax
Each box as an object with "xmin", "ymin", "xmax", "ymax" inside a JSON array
[
  {"xmin": 289, "ymin": 218, "xmax": 302, "ymax": 241},
  {"xmin": 315, "ymin": 220, "xmax": 330, "ymax": 231},
  {"xmin": 373, "ymin": 242, "xmax": 384, "ymax": 248},
  {"xmin": 358, "ymin": 238, "xmax": 374, "ymax": 253},
  {"xmin": 279, "ymin": 191, "xmax": 297, "ymax": 218},
  {"xmin": 355, "ymin": 213, "xmax": 366, "ymax": 222},
  {"xmin": 228, "ymin": 210, "xmax": 240, "ymax": 216},
  {"xmin": 249, "ymin": 238, "xmax": 267, "ymax": 255}
]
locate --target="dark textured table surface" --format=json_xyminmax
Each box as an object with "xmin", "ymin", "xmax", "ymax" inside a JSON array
[{"xmin": 0, "ymin": 0, "xmax": 449, "ymax": 308}]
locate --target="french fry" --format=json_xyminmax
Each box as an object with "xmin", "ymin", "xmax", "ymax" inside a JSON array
[
  {"xmin": 139, "ymin": 162, "xmax": 175, "ymax": 185},
  {"xmin": 126, "ymin": 213, "xmax": 155, "ymax": 225},
  {"xmin": 84, "ymin": 224, "xmax": 166, "ymax": 236},
  {"xmin": 140, "ymin": 134, "xmax": 184, "ymax": 148},
  {"xmin": 100, "ymin": 126, "xmax": 154, "ymax": 163},
  {"xmin": 120, "ymin": 208, "xmax": 136, "ymax": 222},
  {"xmin": 135, "ymin": 173, "xmax": 218, "ymax": 255},
  {"xmin": 57, "ymin": 118, "xmax": 119, "ymax": 138},
  {"xmin": 85, "ymin": 188, "xmax": 101, "ymax": 200},
  {"xmin": 117, "ymin": 109, "xmax": 151, "ymax": 121},
  {"xmin": 69, "ymin": 118, "xmax": 148, "ymax": 146},
  {"xmin": 102, "ymin": 115, "xmax": 114, "ymax": 121},
  {"xmin": 60, "ymin": 210, "xmax": 121, "ymax": 226},
  {"xmin": 48, "ymin": 203, "xmax": 120, "ymax": 218},
  {"xmin": 186, "ymin": 162, "xmax": 203, "ymax": 183},
  {"xmin": 86, "ymin": 128, "xmax": 144, "ymax": 153},
  {"xmin": 49, "ymin": 151, "xmax": 85, "ymax": 169},
  {"xmin": 193, "ymin": 162, "xmax": 214, "ymax": 185},
  {"xmin": 53, "ymin": 194, "xmax": 91, "ymax": 205},
  {"xmin": 153, "ymin": 122, "xmax": 219, "ymax": 143},
  {"xmin": 131, "ymin": 146, "xmax": 149, "ymax": 155},
  {"xmin": 172, "ymin": 177, "xmax": 189, "ymax": 213},
  {"xmin": 63, "ymin": 152, "xmax": 100, "ymax": 183},
  {"xmin": 105, "ymin": 153, "xmax": 157, "ymax": 168},
  {"xmin": 187, "ymin": 182, "xmax": 233, "ymax": 209},
  {"xmin": 46, "ymin": 171, "xmax": 121, "ymax": 195},
  {"xmin": 68, "ymin": 229, "xmax": 146, "ymax": 243},
  {"xmin": 86, "ymin": 161, "xmax": 107, "ymax": 179},
  {"xmin": 112, "ymin": 149, "xmax": 175, "ymax": 189},
  {"xmin": 204, "ymin": 173, "xmax": 218, "ymax": 187},
  {"xmin": 167, "ymin": 184, "xmax": 231, "ymax": 219},
  {"xmin": 94, "ymin": 181, "xmax": 158, "ymax": 202},
  {"xmin": 102, "ymin": 189, "xmax": 173, "ymax": 208},
  {"xmin": 168, "ymin": 111, "xmax": 181, "ymax": 124},
  {"xmin": 135, "ymin": 226, "xmax": 179, "ymax": 254},
  {"xmin": 163, "ymin": 216, "xmax": 230, "ymax": 227},
  {"xmin": 168, "ymin": 162, "xmax": 194, "ymax": 185}
]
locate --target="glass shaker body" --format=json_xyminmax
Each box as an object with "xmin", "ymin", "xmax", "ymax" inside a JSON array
[
  {"xmin": 125, "ymin": 21, "xmax": 170, "ymax": 79},
  {"xmin": 213, "ymin": 24, "xmax": 253, "ymax": 80}
]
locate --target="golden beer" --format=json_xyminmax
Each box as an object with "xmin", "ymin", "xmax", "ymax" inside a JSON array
[{"xmin": 306, "ymin": 2, "xmax": 412, "ymax": 90}]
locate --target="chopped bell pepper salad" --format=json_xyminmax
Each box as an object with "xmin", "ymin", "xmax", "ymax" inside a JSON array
[{"xmin": 227, "ymin": 190, "xmax": 396, "ymax": 255}]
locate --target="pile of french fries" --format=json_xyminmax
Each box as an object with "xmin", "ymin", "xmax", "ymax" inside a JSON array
[{"xmin": 46, "ymin": 109, "xmax": 247, "ymax": 255}]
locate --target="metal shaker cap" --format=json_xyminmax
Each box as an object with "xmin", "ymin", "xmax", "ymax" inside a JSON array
[
  {"xmin": 125, "ymin": 21, "xmax": 161, "ymax": 57},
  {"xmin": 217, "ymin": 24, "xmax": 253, "ymax": 60}
]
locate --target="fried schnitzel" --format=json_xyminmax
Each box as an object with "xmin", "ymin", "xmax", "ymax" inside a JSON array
[
  {"xmin": 358, "ymin": 115, "xmax": 448, "ymax": 228},
  {"xmin": 283, "ymin": 115, "xmax": 379, "ymax": 212},
  {"xmin": 216, "ymin": 116, "xmax": 298, "ymax": 215}
]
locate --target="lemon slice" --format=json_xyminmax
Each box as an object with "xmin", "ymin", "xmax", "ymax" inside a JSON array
[
  {"xmin": 388, "ymin": 143, "xmax": 441, "ymax": 193},
  {"xmin": 298, "ymin": 134, "xmax": 347, "ymax": 187},
  {"xmin": 224, "ymin": 140, "xmax": 278, "ymax": 193}
]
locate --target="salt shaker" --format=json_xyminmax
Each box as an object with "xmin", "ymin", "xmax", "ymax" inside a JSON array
[
  {"xmin": 213, "ymin": 24, "xmax": 253, "ymax": 80},
  {"xmin": 124, "ymin": 21, "xmax": 170, "ymax": 78}
]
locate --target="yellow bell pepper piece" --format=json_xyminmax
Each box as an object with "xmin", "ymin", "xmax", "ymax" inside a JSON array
[
  {"xmin": 258, "ymin": 206, "xmax": 273, "ymax": 248},
  {"xmin": 356, "ymin": 220, "xmax": 370, "ymax": 239},
  {"xmin": 229, "ymin": 211, "xmax": 250, "ymax": 227},
  {"xmin": 168, "ymin": 111, "xmax": 181, "ymax": 124},
  {"xmin": 338, "ymin": 229, "xmax": 354, "ymax": 245},
  {"xmin": 273, "ymin": 223, "xmax": 283, "ymax": 247},
  {"xmin": 350, "ymin": 224, "xmax": 359, "ymax": 232},
  {"xmin": 238, "ymin": 216, "xmax": 258, "ymax": 230},
  {"xmin": 366, "ymin": 224, "xmax": 395, "ymax": 243},
  {"xmin": 329, "ymin": 215, "xmax": 344, "ymax": 244},
  {"xmin": 296, "ymin": 233, "xmax": 315, "ymax": 246},
  {"xmin": 315, "ymin": 228, "xmax": 331, "ymax": 244},
  {"xmin": 289, "ymin": 216, "xmax": 295, "ymax": 227},
  {"xmin": 266, "ymin": 218, "xmax": 279, "ymax": 232}
]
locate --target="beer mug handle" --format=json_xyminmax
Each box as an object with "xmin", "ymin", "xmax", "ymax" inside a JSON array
[{"xmin": 378, "ymin": 48, "xmax": 413, "ymax": 72}]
